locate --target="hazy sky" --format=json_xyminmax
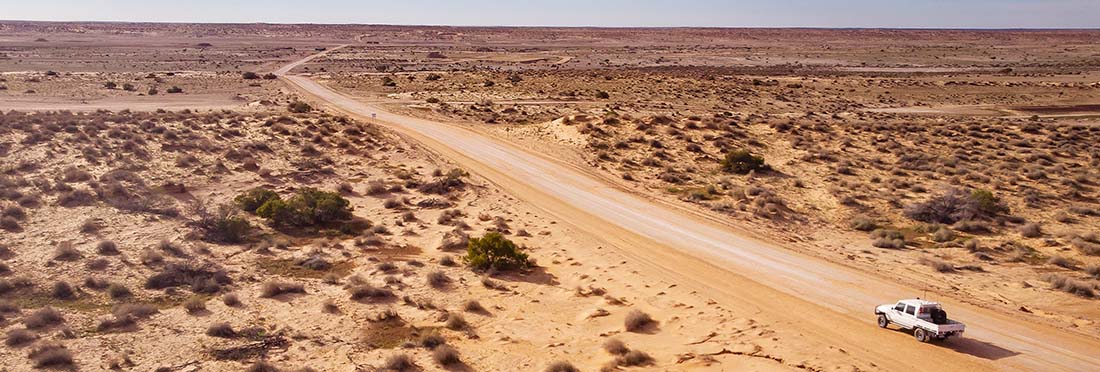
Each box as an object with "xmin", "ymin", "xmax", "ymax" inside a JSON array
[{"xmin": 3, "ymin": 0, "xmax": 1099, "ymax": 28}]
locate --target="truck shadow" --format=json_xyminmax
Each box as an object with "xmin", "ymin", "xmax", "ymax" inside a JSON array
[
  {"xmin": 939, "ymin": 337, "xmax": 1020, "ymax": 361},
  {"xmin": 886, "ymin": 327, "xmax": 1019, "ymax": 360}
]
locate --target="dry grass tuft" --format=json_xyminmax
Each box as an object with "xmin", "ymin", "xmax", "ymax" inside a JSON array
[
  {"xmin": 382, "ymin": 353, "xmax": 415, "ymax": 371},
  {"xmin": 5, "ymin": 328, "xmax": 37, "ymax": 347},
  {"xmin": 28, "ymin": 343, "xmax": 75, "ymax": 368},
  {"xmin": 432, "ymin": 345, "xmax": 461, "ymax": 366},
  {"xmin": 206, "ymin": 322, "xmax": 237, "ymax": 338},
  {"xmin": 603, "ymin": 338, "xmax": 629, "ymax": 355},
  {"xmin": 426, "ymin": 270, "xmax": 451, "ymax": 288},
  {"xmin": 545, "ymin": 361, "xmax": 580, "ymax": 372},
  {"xmin": 919, "ymin": 257, "xmax": 956, "ymax": 273},
  {"xmin": 624, "ymin": 309, "xmax": 654, "ymax": 332},
  {"xmin": 259, "ymin": 281, "xmax": 306, "ymax": 298},
  {"xmin": 24, "ymin": 307, "xmax": 64, "ymax": 329}
]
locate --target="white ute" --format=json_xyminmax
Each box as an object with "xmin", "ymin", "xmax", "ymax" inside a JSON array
[{"xmin": 875, "ymin": 299, "xmax": 965, "ymax": 342}]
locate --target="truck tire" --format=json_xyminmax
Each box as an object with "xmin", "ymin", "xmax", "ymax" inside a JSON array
[
  {"xmin": 877, "ymin": 314, "xmax": 889, "ymax": 328},
  {"xmin": 914, "ymin": 328, "xmax": 929, "ymax": 343}
]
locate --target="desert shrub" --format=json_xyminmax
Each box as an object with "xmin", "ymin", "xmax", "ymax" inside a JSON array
[
  {"xmin": 288, "ymin": 101, "xmax": 312, "ymax": 113},
  {"xmin": 348, "ymin": 285, "xmax": 393, "ymax": 301},
  {"xmin": 953, "ymin": 220, "xmax": 991, "ymax": 233},
  {"xmin": 1072, "ymin": 237, "xmax": 1100, "ymax": 256},
  {"xmin": 189, "ymin": 201, "xmax": 251, "ymax": 243},
  {"xmin": 51, "ymin": 281, "xmax": 76, "ymax": 300},
  {"xmin": 462, "ymin": 300, "xmax": 485, "ymax": 313},
  {"xmin": 417, "ymin": 169, "xmax": 467, "ymax": 195},
  {"xmin": 145, "ymin": 262, "xmax": 231, "ymax": 293},
  {"xmin": 2, "ymin": 205, "xmax": 25, "ymax": 219},
  {"xmin": 24, "ymin": 307, "xmax": 64, "ymax": 329},
  {"xmin": 112, "ymin": 303, "xmax": 159, "ymax": 320},
  {"xmin": 183, "ymin": 297, "xmax": 207, "ymax": 314},
  {"xmin": 720, "ymin": 150, "xmax": 768, "ymax": 174},
  {"xmin": 246, "ymin": 361, "xmax": 280, "ymax": 372},
  {"xmin": 97, "ymin": 240, "xmax": 120, "ymax": 255},
  {"xmin": 932, "ymin": 226, "xmax": 955, "ymax": 242},
  {"xmin": 53, "ymin": 243, "xmax": 82, "ymax": 261},
  {"xmin": 603, "ymin": 338, "xmax": 629, "ymax": 355},
  {"xmin": 256, "ymin": 188, "xmax": 352, "ymax": 228},
  {"xmin": 1085, "ymin": 265, "xmax": 1100, "ymax": 279},
  {"xmin": 57, "ymin": 189, "xmax": 96, "ymax": 207},
  {"xmin": 0, "ymin": 216, "xmax": 20, "ymax": 231},
  {"xmin": 1043, "ymin": 274, "xmax": 1096, "ymax": 298},
  {"xmin": 904, "ymin": 188, "xmax": 1007, "ymax": 224},
  {"xmin": 222, "ymin": 292, "xmax": 242, "ymax": 307},
  {"xmin": 439, "ymin": 255, "xmax": 456, "ymax": 266},
  {"xmin": 919, "ymin": 257, "xmax": 956, "ymax": 273},
  {"xmin": 870, "ymin": 229, "xmax": 906, "ymax": 249},
  {"xmin": 545, "ymin": 361, "xmax": 579, "ymax": 372},
  {"xmin": 166, "ymin": 86, "xmax": 183, "ymax": 94},
  {"xmin": 850, "ymin": 216, "xmax": 877, "ymax": 231},
  {"xmin": 5, "ymin": 328, "xmax": 36, "ymax": 346},
  {"xmin": 83, "ymin": 276, "xmax": 108, "ymax": 289},
  {"xmin": 426, "ymin": 271, "xmax": 451, "ymax": 288},
  {"xmin": 236, "ymin": 188, "xmax": 281, "ymax": 213},
  {"xmin": 28, "ymin": 343, "xmax": 74, "ymax": 368},
  {"xmin": 1019, "ymin": 222, "xmax": 1042, "ymax": 238},
  {"xmin": 382, "ymin": 353, "xmax": 414, "ymax": 371},
  {"xmin": 259, "ymin": 281, "xmax": 305, "ymax": 298},
  {"xmin": 617, "ymin": 350, "xmax": 655, "ymax": 367},
  {"xmin": 420, "ymin": 333, "xmax": 446, "ymax": 349},
  {"xmin": 1048, "ymin": 256, "xmax": 1076, "ymax": 269},
  {"xmin": 432, "ymin": 345, "xmax": 461, "ymax": 366},
  {"xmin": 242, "ymin": 72, "xmax": 260, "ymax": 80},
  {"xmin": 444, "ymin": 313, "xmax": 467, "ymax": 330},
  {"xmin": 107, "ymin": 283, "xmax": 132, "ymax": 299},
  {"xmin": 206, "ymin": 322, "xmax": 237, "ymax": 338},
  {"xmin": 624, "ymin": 309, "xmax": 654, "ymax": 332},
  {"xmin": 464, "ymin": 232, "xmax": 530, "ymax": 271}
]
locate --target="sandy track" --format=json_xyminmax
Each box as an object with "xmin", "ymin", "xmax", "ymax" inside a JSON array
[{"xmin": 279, "ymin": 51, "xmax": 1100, "ymax": 371}]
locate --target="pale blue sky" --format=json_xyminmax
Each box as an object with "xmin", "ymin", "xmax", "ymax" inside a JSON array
[{"xmin": 2, "ymin": 0, "xmax": 1098, "ymax": 28}]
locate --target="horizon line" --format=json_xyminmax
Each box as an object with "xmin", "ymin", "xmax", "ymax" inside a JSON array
[{"xmin": 2, "ymin": 19, "xmax": 1098, "ymax": 31}]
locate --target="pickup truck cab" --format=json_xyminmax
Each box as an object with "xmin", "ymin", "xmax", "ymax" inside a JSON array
[{"xmin": 875, "ymin": 299, "xmax": 965, "ymax": 342}]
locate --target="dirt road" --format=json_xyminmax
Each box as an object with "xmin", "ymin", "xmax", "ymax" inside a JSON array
[{"xmin": 278, "ymin": 51, "xmax": 1100, "ymax": 371}]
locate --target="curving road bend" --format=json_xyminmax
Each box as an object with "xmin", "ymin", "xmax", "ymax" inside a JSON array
[{"xmin": 277, "ymin": 49, "xmax": 1100, "ymax": 372}]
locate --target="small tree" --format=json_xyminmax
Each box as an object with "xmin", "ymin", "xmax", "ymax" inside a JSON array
[
  {"xmin": 104, "ymin": 82, "xmax": 118, "ymax": 89},
  {"xmin": 166, "ymin": 86, "xmax": 183, "ymax": 94},
  {"xmin": 253, "ymin": 188, "xmax": 352, "ymax": 228},
  {"xmin": 242, "ymin": 71, "xmax": 260, "ymax": 80},
  {"xmin": 464, "ymin": 232, "xmax": 530, "ymax": 271},
  {"xmin": 262, "ymin": 73, "xmax": 277, "ymax": 80},
  {"xmin": 720, "ymin": 150, "xmax": 768, "ymax": 174}
]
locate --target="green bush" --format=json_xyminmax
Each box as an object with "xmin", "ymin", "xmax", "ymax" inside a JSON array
[
  {"xmin": 464, "ymin": 232, "xmax": 530, "ymax": 271},
  {"xmin": 235, "ymin": 188, "xmax": 281, "ymax": 213},
  {"xmin": 970, "ymin": 189, "xmax": 1009, "ymax": 216},
  {"xmin": 254, "ymin": 188, "xmax": 352, "ymax": 228},
  {"xmin": 190, "ymin": 202, "xmax": 251, "ymax": 243},
  {"xmin": 720, "ymin": 150, "xmax": 769, "ymax": 174}
]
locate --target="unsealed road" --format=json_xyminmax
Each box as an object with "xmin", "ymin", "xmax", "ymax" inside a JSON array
[{"xmin": 279, "ymin": 49, "xmax": 1100, "ymax": 372}]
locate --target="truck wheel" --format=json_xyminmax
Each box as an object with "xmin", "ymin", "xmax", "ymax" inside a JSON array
[
  {"xmin": 877, "ymin": 314, "xmax": 889, "ymax": 328},
  {"xmin": 914, "ymin": 328, "xmax": 929, "ymax": 343}
]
